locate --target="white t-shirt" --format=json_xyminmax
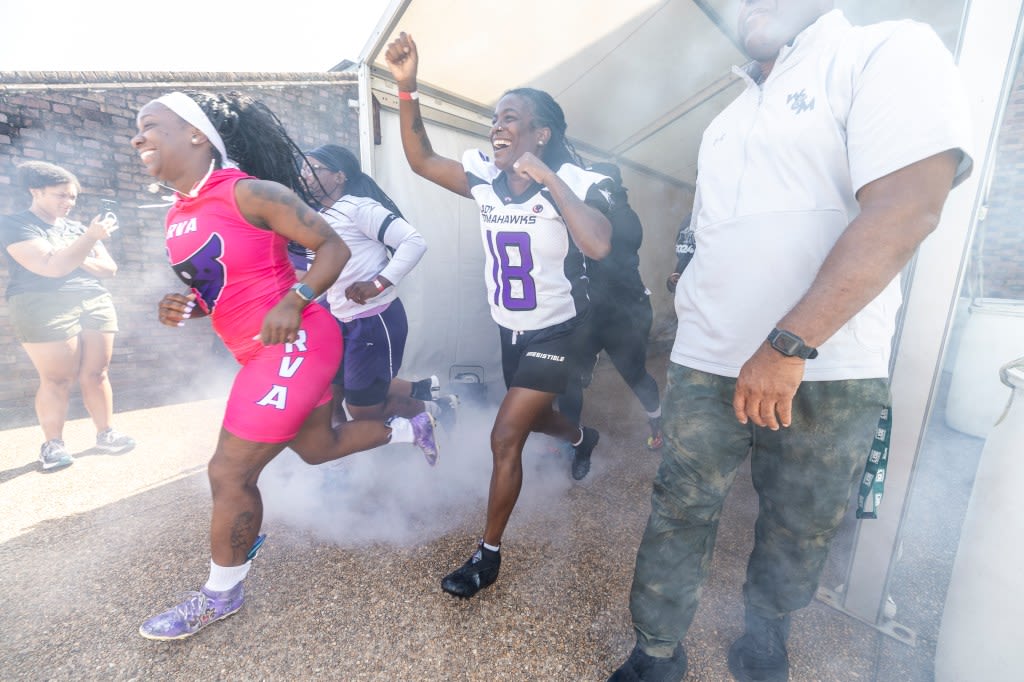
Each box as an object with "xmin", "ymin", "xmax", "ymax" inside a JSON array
[
  {"xmin": 462, "ymin": 149, "xmax": 612, "ymax": 331},
  {"xmin": 672, "ymin": 10, "xmax": 973, "ymax": 380},
  {"xmin": 321, "ymin": 194, "xmax": 427, "ymax": 320}
]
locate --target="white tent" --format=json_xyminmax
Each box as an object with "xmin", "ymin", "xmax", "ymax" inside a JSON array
[
  {"xmin": 346, "ymin": 0, "xmax": 1022, "ymax": 662},
  {"xmin": 351, "ymin": 0, "xmax": 970, "ymax": 389}
]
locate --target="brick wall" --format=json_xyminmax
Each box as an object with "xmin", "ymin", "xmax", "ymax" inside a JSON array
[
  {"xmin": 973, "ymin": 52, "xmax": 1024, "ymax": 301},
  {"xmin": 0, "ymin": 72, "xmax": 360, "ymax": 425}
]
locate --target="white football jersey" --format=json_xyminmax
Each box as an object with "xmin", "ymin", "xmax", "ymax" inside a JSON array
[
  {"xmin": 462, "ymin": 149, "xmax": 612, "ymax": 331},
  {"xmin": 321, "ymin": 194, "xmax": 426, "ymax": 320}
]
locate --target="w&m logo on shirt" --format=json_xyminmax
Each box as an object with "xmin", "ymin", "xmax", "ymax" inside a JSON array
[{"xmin": 787, "ymin": 89, "xmax": 816, "ymax": 114}]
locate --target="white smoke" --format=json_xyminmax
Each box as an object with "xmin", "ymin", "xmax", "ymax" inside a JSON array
[{"xmin": 258, "ymin": 402, "xmax": 576, "ymax": 546}]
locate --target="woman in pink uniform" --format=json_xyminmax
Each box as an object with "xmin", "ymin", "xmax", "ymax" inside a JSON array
[{"xmin": 131, "ymin": 90, "xmax": 438, "ymax": 640}]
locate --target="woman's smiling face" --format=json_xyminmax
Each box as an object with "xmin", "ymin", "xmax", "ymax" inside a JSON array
[
  {"xmin": 489, "ymin": 93, "xmax": 547, "ymax": 171},
  {"xmin": 131, "ymin": 101, "xmax": 193, "ymax": 182}
]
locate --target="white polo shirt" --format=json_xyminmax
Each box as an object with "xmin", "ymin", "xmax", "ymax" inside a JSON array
[{"xmin": 672, "ymin": 10, "xmax": 973, "ymax": 380}]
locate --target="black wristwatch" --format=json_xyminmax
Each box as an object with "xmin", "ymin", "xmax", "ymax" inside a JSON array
[
  {"xmin": 290, "ymin": 282, "xmax": 316, "ymax": 302},
  {"xmin": 767, "ymin": 328, "xmax": 818, "ymax": 359}
]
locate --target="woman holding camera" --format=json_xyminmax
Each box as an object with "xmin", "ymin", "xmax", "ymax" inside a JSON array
[{"xmin": 0, "ymin": 161, "xmax": 135, "ymax": 470}]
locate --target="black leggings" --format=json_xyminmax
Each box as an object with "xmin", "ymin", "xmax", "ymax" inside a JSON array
[{"xmin": 559, "ymin": 296, "xmax": 661, "ymax": 425}]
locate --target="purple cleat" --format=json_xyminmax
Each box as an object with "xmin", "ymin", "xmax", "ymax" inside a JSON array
[
  {"xmin": 411, "ymin": 411, "xmax": 439, "ymax": 466},
  {"xmin": 139, "ymin": 583, "xmax": 245, "ymax": 641}
]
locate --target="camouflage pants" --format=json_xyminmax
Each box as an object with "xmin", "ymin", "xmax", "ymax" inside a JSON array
[{"xmin": 629, "ymin": 363, "xmax": 888, "ymax": 656}]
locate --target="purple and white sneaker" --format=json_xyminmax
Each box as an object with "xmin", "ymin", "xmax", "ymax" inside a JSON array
[
  {"xmin": 411, "ymin": 411, "xmax": 439, "ymax": 466},
  {"xmin": 139, "ymin": 583, "xmax": 244, "ymax": 640}
]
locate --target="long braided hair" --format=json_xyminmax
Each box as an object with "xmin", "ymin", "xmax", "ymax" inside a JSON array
[
  {"xmin": 305, "ymin": 144, "xmax": 405, "ymax": 219},
  {"xmin": 503, "ymin": 87, "xmax": 582, "ymax": 170},
  {"xmin": 182, "ymin": 90, "xmax": 314, "ymax": 205}
]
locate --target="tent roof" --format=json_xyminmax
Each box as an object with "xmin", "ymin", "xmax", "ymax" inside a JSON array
[{"xmin": 361, "ymin": 0, "xmax": 964, "ymax": 188}]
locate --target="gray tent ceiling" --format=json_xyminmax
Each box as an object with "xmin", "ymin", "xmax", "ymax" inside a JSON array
[{"xmin": 363, "ymin": 0, "xmax": 965, "ymax": 188}]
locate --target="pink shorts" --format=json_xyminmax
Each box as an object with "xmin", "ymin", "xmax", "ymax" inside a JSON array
[{"xmin": 222, "ymin": 306, "xmax": 343, "ymax": 443}]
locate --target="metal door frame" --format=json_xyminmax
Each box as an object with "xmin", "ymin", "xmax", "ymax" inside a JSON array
[{"xmin": 821, "ymin": 0, "xmax": 1024, "ymax": 643}]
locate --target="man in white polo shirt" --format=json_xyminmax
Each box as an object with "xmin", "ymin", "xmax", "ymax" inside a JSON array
[{"xmin": 609, "ymin": 2, "xmax": 973, "ymax": 681}]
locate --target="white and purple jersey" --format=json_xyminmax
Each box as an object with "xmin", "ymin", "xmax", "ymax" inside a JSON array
[
  {"xmin": 321, "ymin": 194, "xmax": 426, "ymax": 321},
  {"xmin": 462, "ymin": 149, "xmax": 612, "ymax": 331}
]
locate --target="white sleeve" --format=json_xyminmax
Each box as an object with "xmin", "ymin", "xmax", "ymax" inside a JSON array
[
  {"xmin": 845, "ymin": 21, "xmax": 973, "ymax": 193},
  {"xmin": 369, "ymin": 204, "xmax": 427, "ymax": 285},
  {"xmin": 689, "ymin": 185, "xmax": 703, "ymax": 236},
  {"xmin": 462, "ymin": 148, "xmax": 498, "ymax": 190},
  {"xmin": 555, "ymin": 164, "xmax": 613, "ymax": 213}
]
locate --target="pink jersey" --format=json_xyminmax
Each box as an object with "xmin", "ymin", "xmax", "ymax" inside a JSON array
[
  {"xmin": 164, "ymin": 168, "xmax": 342, "ymax": 442},
  {"xmin": 164, "ymin": 168, "xmax": 298, "ymax": 363}
]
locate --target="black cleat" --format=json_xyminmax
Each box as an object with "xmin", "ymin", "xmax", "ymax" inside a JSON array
[
  {"xmin": 434, "ymin": 394, "xmax": 459, "ymax": 432},
  {"xmin": 411, "ymin": 375, "xmax": 440, "ymax": 402},
  {"xmin": 571, "ymin": 427, "xmax": 599, "ymax": 480},
  {"xmin": 441, "ymin": 544, "xmax": 501, "ymax": 598},
  {"xmin": 608, "ymin": 642, "xmax": 687, "ymax": 681}
]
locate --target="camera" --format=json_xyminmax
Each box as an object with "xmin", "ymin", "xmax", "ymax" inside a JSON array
[{"xmin": 100, "ymin": 199, "xmax": 119, "ymax": 231}]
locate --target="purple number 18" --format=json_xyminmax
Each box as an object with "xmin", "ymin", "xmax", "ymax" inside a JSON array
[{"xmin": 486, "ymin": 230, "xmax": 537, "ymax": 310}]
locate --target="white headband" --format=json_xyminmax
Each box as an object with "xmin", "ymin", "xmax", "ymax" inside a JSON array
[{"xmin": 150, "ymin": 92, "xmax": 237, "ymax": 168}]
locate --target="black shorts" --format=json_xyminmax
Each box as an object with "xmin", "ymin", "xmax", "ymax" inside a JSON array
[
  {"xmin": 499, "ymin": 317, "xmax": 583, "ymax": 394},
  {"xmin": 333, "ymin": 299, "xmax": 408, "ymax": 407}
]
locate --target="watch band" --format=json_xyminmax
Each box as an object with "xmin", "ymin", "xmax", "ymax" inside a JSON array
[
  {"xmin": 372, "ymin": 278, "xmax": 386, "ymax": 292},
  {"xmin": 291, "ymin": 282, "xmax": 315, "ymax": 302},
  {"xmin": 767, "ymin": 327, "xmax": 818, "ymax": 359}
]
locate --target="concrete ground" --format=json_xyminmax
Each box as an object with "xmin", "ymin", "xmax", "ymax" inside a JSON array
[{"xmin": 0, "ymin": 352, "xmax": 971, "ymax": 681}]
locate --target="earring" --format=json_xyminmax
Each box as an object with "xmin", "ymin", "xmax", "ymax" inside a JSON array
[
  {"xmin": 538, "ymin": 140, "xmax": 545, "ymax": 146},
  {"xmin": 191, "ymin": 135, "xmax": 199, "ymax": 144}
]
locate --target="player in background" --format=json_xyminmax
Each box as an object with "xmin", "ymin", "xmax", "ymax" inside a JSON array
[{"xmin": 301, "ymin": 143, "xmax": 457, "ymax": 430}]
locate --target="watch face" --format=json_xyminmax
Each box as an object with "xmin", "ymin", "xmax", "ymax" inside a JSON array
[{"xmin": 772, "ymin": 330, "xmax": 802, "ymax": 356}]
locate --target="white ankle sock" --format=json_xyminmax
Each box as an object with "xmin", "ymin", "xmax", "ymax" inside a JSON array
[
  {"xmin": 647, "ymin": 407, "xmax": 662, "ymax": 420},
  {"xmin": 572, "ymin": 427, "xmax": 584, "ymax": 447},
  {"xmin": 482, "ymin": 542, "xmax": 500, "ymax": 552},
  {"xmin": 388, "ymin": 417, "xmax": 413, "ymax": 444},
  {"xmin": 205, "ymin": 559, "xmax": 251, "ymax": 592}
]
